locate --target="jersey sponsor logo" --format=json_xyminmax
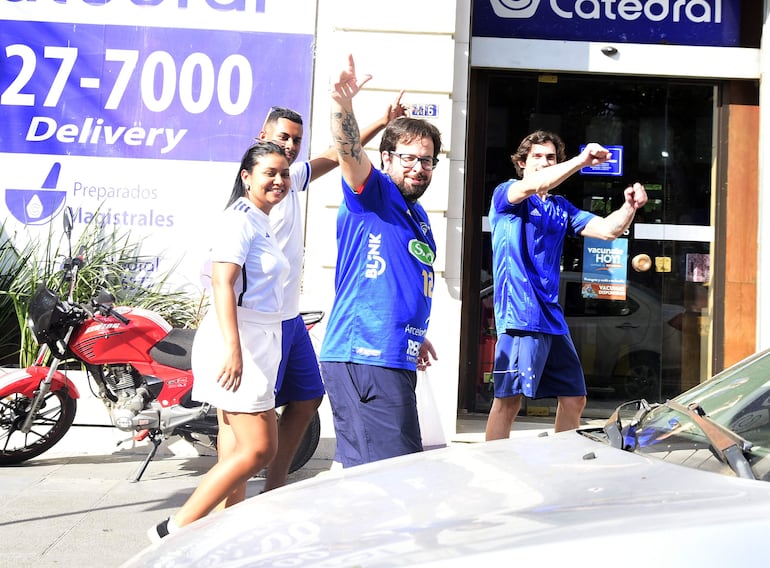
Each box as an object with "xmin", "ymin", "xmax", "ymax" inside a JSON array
[
  {"xmin": 354, "ymin": 346, "xmax": 382, "ymax": 357},
  {"xmin": 365, "ymin": 233, "xmax": 386, "ymax": 278},
  {"xmin": 408, "ymin": 239, "xmax": 435, "ymax": 266},
  {"xmin": 406, "ymin": 339, "xmax": 421, "ymax": 359},
  {"xmin": 404, "ymin": 324, "xmax": 428, "ymax": 337}
]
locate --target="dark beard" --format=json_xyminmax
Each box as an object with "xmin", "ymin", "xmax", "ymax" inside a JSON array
[{"xmin": 397, "ymin": 179, "xmax": 429, "ymax": 202}]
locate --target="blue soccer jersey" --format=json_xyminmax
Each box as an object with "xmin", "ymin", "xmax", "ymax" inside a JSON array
[
  {"xmin": 489, "ymin": 179, "xmax": 595, "ymax": 334},
  {"xmin": 320, "ymin": 168, "xmax": 436, "ymax": 371}
]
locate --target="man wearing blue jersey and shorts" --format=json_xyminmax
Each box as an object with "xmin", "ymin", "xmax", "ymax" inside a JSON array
[
  {"xmin": 486, "ymin": 130, "xmax": 648, "ymax": 440},
  {"xmin": 257, "ymin": 101, "xmax": 407, "ymax": 488},
  {"xmin": 320, "ymin": 54, "xmax": 440, "ymax": 468}
]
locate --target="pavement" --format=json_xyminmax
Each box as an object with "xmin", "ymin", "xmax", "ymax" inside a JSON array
[{"xmin": 0, "ymin": 378, "xmax": 559, "ymax": 568}]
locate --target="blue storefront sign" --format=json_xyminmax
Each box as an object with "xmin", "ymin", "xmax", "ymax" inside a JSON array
[
  {"xmin": 581, "ymin": 145, "xmax": 624, "ymax": 176},
  {"xmin": 472, "ymin": 0, "xmax": 741, "ymax": 47}
]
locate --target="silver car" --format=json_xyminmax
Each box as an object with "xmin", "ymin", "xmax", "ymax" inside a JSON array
[{"xmin": 124, "ymin": 349, "xmax": 770, "ymax": 567}]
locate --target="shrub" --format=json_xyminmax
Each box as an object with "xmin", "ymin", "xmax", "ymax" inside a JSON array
[{"xmin": 0, "ymin": 211, "xmax": 205, "ymax": 367}]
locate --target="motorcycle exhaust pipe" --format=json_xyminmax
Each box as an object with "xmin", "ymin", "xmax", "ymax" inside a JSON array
[
  {"xmin": 158, "ymin": 403, "xmax": 211, "ymax": 434},
  {"xmin": 111, "ymin": 407, "xmax": 161, "ymax": 431},
  {"xmin": 111, "ymin": 403, "xmax": 210, "ymax": 434}
]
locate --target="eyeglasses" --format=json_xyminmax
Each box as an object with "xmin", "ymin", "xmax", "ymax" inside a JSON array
[{"xmin": 388, "ymin": 152, "xmax": 439, "ymax": 171}]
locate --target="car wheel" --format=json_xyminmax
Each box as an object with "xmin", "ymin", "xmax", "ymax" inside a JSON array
[{"xmin": 618, "ymin": 352, "xmax": 661, "ymax": 400}]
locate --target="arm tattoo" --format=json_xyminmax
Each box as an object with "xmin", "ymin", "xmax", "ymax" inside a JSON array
[{"xmin": 332, "ymin": 110, "xmax": 364, "ymax": 164}]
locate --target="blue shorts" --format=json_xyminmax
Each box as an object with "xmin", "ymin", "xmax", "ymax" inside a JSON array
[
  {"xmin": 274, "ymin": 315, "xmax": 325, "ymax": 408},
  {"xmin": 320, "ymin": 362, "xmax": 422, "ymax": 468},
  {"xmin": 493, "ymin": 330, "xmax": 587, "ymax": 399}
]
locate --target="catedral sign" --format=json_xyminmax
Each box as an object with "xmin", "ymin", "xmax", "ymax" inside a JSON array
[{"xmin": 473, "ymin": 0, "xmax": 740, "ymax": 46}]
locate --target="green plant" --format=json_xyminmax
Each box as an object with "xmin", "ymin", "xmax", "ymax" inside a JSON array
[
  {"xmin": 0, "ymin": 224, "xmax": 35, "ymax": 366},
  {"xmin": 0, "ymin": 213, "xmax": 205, "ymax": 367}
]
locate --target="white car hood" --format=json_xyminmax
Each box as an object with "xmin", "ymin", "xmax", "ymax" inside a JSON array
[{"xmin": 125, "ymin": 431, "xmax": 770, "ymax": 567}]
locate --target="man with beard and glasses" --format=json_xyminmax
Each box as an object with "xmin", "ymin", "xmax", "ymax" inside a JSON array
[
  {"xmin": 320, "ymin": 54, "xmax": 441, "ymax": 468},
  {"xmin": 247, "ymin": 100, "xmax": 407, "ymax": 492}
]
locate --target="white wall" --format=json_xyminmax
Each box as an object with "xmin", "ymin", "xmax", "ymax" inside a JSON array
[{"xmin": 299, "ymin": 0, "xmax": 471, "ymax": 436}]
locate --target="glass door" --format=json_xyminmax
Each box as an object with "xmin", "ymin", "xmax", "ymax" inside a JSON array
[{"xmin": 476, "ymin": 73, "xmax": 716, "ymax": 416}]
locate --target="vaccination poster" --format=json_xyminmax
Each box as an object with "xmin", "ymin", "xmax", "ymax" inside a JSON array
[
  {"xmin": 1, "ymin": 0, "xmax": 316, "ymax": 292},
  {"xmin": 582, "ymin": 237, "xmax": 628, "ymax": 301}
]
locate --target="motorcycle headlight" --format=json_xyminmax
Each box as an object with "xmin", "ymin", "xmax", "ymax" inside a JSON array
[{"xmin": 27, "ymin": 316, "xmax": 41, "ymax": 345}]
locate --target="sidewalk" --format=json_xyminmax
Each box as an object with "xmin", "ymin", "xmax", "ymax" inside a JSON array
[
  {"xmin": 0, "ymin": 421, "xmax": 335, "ymax": 567},
  {"xmin": 0, "ymin": 392, "xmax": 558, "ymax": 568}
]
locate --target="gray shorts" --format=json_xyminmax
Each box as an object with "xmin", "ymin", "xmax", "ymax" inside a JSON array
[{"xmin": 320, "ymin": 362, "xmax": 422, "ymax": 467}]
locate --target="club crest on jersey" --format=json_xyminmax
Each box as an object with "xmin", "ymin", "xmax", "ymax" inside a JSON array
[{"xmin": 409, "ymin": 239, "xmax": 434, "ymax": 266}]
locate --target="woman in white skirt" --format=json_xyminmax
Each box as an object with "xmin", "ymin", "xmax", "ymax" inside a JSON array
[{"xmin": 150, "ymin": 141, "xmax": 290, "ymax": 541}]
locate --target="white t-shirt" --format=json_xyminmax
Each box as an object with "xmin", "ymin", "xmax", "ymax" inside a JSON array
[
  {"xmin": 269, "ymin": 161, "xmax": 311, "ymax": 318},
  {"xmin": 208, "ymin": 197, "xmax": 289, "ymax": 313}
]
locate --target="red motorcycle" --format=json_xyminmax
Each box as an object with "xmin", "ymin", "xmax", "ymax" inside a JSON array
[{"xmin": 0, "ymin": 208, "xmax": 322, "ymax": 481}]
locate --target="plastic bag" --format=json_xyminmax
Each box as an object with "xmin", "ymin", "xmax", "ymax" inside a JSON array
[{"xmin": 416, "ymin": 370, "xmax": 447, "ymax": 450}]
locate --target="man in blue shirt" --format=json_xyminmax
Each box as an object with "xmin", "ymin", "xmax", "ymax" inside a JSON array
[
  {"xmin": 320, "ymin": 54, "xmax": 440, "ymax": 467},
  {"xmin": 486, "ymin": 130, "xmax": 647, "ymax": 440},
  {"xmin": 255, "ymin": 101, "xmax": 408, "ymax": 489}
]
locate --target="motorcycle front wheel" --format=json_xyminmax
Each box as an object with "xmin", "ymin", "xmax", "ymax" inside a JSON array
[{"xmin": 0, "ymin": 388, "xmax": 77, "ymax": 464}]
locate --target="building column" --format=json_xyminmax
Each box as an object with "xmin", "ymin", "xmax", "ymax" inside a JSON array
[{"xmin": 758, "ymin": 3, "xmax": 770, "ymax": 350}]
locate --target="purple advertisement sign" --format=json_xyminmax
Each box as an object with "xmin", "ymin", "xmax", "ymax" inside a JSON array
[
  {"xmin": 472, "ymin": 0, "xmax": 741, "ymax": 47},
  {"xmin": 1, "ymin": 22, "xmax": 314, "ymax": 162}
]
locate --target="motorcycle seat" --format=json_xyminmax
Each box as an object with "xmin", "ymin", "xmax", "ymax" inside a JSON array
[{"xmin": 150, "ymin": 328, "xmax": 196, "ymax": 371}]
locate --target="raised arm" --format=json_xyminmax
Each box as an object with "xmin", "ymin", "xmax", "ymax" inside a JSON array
[
  {"xmin": 360, "ymin": 90, "xmax": 406, "ymax": 144},
  {"xmin": 309, "ymin": 90, "xmax": 407, "ymax": 182},
  {"xmin": 507, "ymin": 143, "xmax": 611, "ymax": 204},
  {"xmin": 581, "ymin": 182, "xmax": 648, "ymax": 240},
  {"xmin": 330, "ymin": 54, "xmax": 374, "ymax": 189}
]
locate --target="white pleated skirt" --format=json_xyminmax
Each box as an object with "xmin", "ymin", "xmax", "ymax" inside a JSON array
[{"xmin": 191, "ymin": 306, "xmax": 282, "ymax": 413}]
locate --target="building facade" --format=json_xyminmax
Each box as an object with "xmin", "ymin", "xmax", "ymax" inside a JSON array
[
  {"xmin": 302, "ymin": 0, "xmax": 764, "ymax": 431},
  {"xmin": 2, "ymin": 1, "xmax": 764, "ymax": 437}
]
